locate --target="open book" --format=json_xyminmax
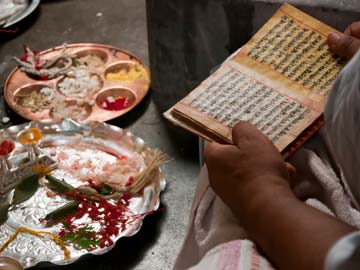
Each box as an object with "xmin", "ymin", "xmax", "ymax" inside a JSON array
[{"xmin": 164, "ymin": 3, "xmax": 346, "ymax": 157}]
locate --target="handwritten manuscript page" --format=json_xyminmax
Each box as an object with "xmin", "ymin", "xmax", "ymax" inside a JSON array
[{"xmin": 166, "ymin": 3, "xmax": 346, "ymax": 153}]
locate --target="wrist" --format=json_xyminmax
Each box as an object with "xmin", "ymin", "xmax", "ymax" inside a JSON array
[{"xmin": 234, "ymin": 175, "xmax": 296, "ymax": 221}]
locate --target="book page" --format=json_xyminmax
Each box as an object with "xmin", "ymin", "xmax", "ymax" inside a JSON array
[
  {"xmin": 173, "ymin": 65, "xmax": 319, "ymax": 151},
  {"xmin": 232, "ymin": 3, "xmax": 346, "ymax": 98},
  {"xmin": 168, "ymin": 3, "xmax": 345, "ymax": 152}
]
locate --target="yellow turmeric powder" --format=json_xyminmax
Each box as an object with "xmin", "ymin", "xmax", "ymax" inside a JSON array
[{"xmin": 106, "ymin": 65, "xmax": 148, "ymax": 82}]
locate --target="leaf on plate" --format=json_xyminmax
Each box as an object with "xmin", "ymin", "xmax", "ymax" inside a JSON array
[
  {"xmin": 0, "ymin": 203, "xmax": 10, "ymax": 226},
  {"xmin": 77, "ymin": 186, "xmax": 98, "ymax": 195},
  {"xmin": 60, "ymin": 225, "xmax": 100, "ymax": 250},
  {"xmin": 102, "ymin": 192, "xmax": 123, "ymax": 200},
  {"xmin": 12, "ymin": 174, "xmax": 39, "ymax": 205},
  {"xmin": 44, "ymin": 201, "xmax": 79, "ymax": 221},
  {"xmin": 99, "ymin": 184, "xmax": 113, "ymax": 195},
  {"xmin": 45, "ymin": 175, "xmax": 74, "ymax": 194}
]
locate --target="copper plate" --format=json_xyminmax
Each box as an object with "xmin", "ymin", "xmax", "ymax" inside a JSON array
[{"xmin": 4, "ymin": 43, "xmax": 150, "ymax": 122}]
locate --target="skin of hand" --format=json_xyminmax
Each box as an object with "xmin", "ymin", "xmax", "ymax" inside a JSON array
[
  {"xmin": 204, "ymin": 121, "xmax": 356, "ymax": 270},
  {"xmin": 204, "ymin": 121, "xmax": 292, "ymax": 213},
  {"xmin": 327, "ymin": 22, "xmax": 360, "ymax": 58}
]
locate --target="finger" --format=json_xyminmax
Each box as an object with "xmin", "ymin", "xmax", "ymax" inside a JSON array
[
  {"xmin": 204, "ymin": 141, "xmax": 222, "ymax": 161},
  {"xmin": 231, "ymin": 121, "xmax": 269, "ymax": 147},
  {"xmin": 327, "ymin": 32, "xmax": 360, "ymax": 59},
  {"xmin": 344, "ymin": 22, "xmax": 360, "ymax": 39},
  {"xmin": 204, "ymin": 143, "xmax": 239, "ymax": 174}
]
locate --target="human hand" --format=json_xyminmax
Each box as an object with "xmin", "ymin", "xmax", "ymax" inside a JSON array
[
  {"xmin": 327, "ymin": 22, "xmax": 360, "ymax": 59},
  {"xmin": 204, "ymin": 121, "xmax": 292, "ymax": 214}
]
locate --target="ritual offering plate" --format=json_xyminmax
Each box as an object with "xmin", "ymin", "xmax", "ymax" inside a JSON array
[
  {"xmin": 0, "ymin": 119, "xmax": 166, "ymax": 268},
  {"xmin": 4, "ymin": 43, "xmax": 150, "ymax": 122}
]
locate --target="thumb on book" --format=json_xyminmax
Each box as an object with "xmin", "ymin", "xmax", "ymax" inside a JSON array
[
  {"xmin": 231, "ymin": 121, "xmax": 272, "ymax": 148},
  {"xmin": 327, "ymin": 32, "xmax": 360, "ymax": 59}
]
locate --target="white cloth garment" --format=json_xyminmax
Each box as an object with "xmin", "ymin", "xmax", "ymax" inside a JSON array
[{"xmin": 323, "ymin": 50, "xmax": 360, "ymax": 269}]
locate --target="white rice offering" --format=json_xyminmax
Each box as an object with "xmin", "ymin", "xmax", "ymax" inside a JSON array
[
  {"xmin": 40, "ymin": 87, "xmax": 54, "ymax": 102},
  {"xmin": 58, "ymin": 69, "xmax": 101, "ymax": 98}
]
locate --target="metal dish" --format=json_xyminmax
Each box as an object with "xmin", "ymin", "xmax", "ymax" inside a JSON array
[
  {"xmin": 0, "ymin": 119, "xmax": 165, "ymax": 268},
  {"xmin": 4, "ymin": 43, "xmax": 151, "ymax": 122},
  {"xmin": 2, "ymin": 0, "xmax": 40, "ymax": 28}
]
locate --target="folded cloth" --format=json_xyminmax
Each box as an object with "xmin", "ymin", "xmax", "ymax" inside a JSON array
[
  {"xmin": 174, "ymin": 130, "xmax": 360, "ymax": 270},
  {"xmin": 289, "ymin": 130, "xmax": 360, "ymax": 228},
  {"xmin": 174, "ymin": 166, "xmax": 248, "ymax": 270},
  {"xmin": 187, "ymin": 240, "xmax": 275, "ymax": 270}
]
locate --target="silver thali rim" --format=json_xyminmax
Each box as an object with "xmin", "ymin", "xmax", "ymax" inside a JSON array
[
  {"xmin": 3, "ymin": 0, "xmax": 41, "ymax": 28},
  {"xmin": 0, "ymin": 118, "xmax": 166, "ymax": 268}
]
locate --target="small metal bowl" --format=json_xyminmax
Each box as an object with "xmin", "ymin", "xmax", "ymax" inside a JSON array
[{"xmin": 0, "ymin": 256, "xmax": 24, "ymax": 270}]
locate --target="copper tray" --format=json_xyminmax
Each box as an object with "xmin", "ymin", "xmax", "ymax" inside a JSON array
[{"xmin": 4, "ymin": 43, "xmax": 150, "ymax": 122}]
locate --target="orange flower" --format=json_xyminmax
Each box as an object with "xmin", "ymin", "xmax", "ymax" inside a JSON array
[{"xmin": 18, "ymin": 128, "xmax": 42, "ymax": 145}]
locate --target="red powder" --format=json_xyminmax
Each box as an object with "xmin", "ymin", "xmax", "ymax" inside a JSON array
[{"xmin": 99, "ymin": 97, "xmax": 129, "ymax": 111}]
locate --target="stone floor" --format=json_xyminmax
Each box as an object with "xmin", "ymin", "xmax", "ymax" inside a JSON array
[{"xmin": 0, "ymin": 0, "xmax": 199, "ymax": 269}]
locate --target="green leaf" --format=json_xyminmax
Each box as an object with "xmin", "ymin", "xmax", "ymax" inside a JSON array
[
  {"xmin": 77, "ymin": 186, "xmax": 98, "ymax": 195},
  {"xmin": 44, "ymin": 201, "xmax": 79, "ymax": 221},
  {"xmin": 61, "ymin": 225, "xmax": 100, "ymax": 250},
  {"xmin": 99, "ymin": 184, "xmax": 113, "ymax": 195},
  {"xmin": 62, "ymin": 221, "xmax": 71, "ymax": 229},
  {"xmin": 61, "ymin": 233, "xmax": 99, "ymax": 250},
  {"xmin": 45, "ymin": 175, "xmax": 74, "ymax": 194},
  {"xmin": 103, "ymin": 192, "xmax": 123, "ymax": 200},
  {"xmin": 12, "ymin": 174, "xmax": 39, "ymax": 205},
  {"xmin": 0, "ymin": 203, "xmax": 10, "ymax": 226}
]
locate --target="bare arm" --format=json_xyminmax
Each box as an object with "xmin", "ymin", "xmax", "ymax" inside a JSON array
[{"xmin": 204, "ymin": 122, "xmax": 356, "ymax": 270}]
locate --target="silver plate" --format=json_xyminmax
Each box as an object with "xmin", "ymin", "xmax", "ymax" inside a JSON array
[
  {"xmin": 2, "ymin": 0, "xmax": 40, "ymax": 28},
  {"xmin": 0, "ymin": 119, "xmax": 165, "ymax": 268}
]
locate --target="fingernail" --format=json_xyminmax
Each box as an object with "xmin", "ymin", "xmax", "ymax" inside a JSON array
[{"xmin": 328, "ymin": 32, "xmax": 341, "ymax": 47}]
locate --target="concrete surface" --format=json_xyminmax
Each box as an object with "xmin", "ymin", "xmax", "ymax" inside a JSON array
[{"xmin": 0, "ymin": 0, "xmax": 199, "ymax": 269}]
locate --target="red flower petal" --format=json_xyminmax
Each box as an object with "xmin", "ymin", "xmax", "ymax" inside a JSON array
[
  {"xmin": 20, "ymin": 55, "xmax": 28, "ymax": 62},
  {"xmin": 0, "ymin": 140, "xmax": 15, "ymax": 156}
]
